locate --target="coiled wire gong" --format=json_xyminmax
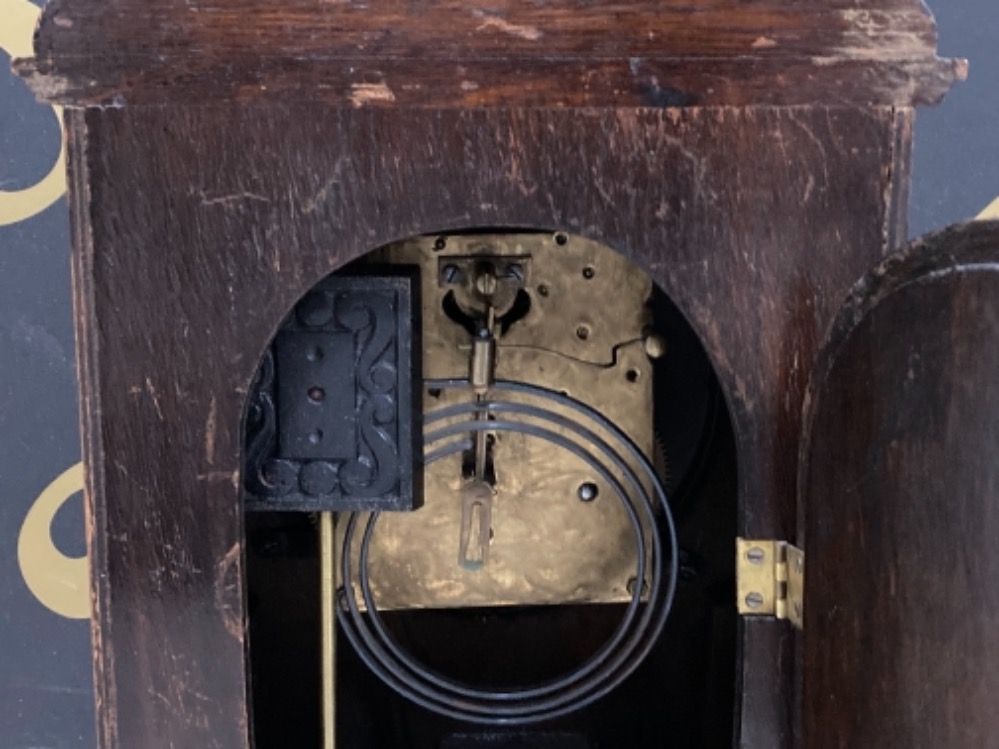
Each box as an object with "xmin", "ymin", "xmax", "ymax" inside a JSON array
[{"xmin": 336, "ymin": 380, "xmax": 678, "ymax": 724}]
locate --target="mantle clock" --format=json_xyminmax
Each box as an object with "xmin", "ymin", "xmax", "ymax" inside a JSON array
[{"xmin": 17, "ymin": 1, "xmax": 999, "ymax": 748}]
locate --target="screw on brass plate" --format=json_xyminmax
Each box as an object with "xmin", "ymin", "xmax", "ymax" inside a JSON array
[
  {"xmin": 745, "ymin": 546, "xmax": 766, "ymax": 565},
  {"xmin": 475, "ymin": 271, "xmax": 498, "ymax": 296},
  {"xmin": 576, "ymin": 325, "xmax": 590, "ymax": 340},
  {"xmin": 745, "ymin": 592, "xmax": 765, "ymax": 609},
  {"xmin": 577, "ymin": 482, "xmax": 599, "ymax": 502},
  {"xmin": 627, "ymin": 576, "xmax": 649, "ymax": 597},
  {"xmin": 441, "ymin": 264, "xmax": 461, "ymax": 284},
  {"xmin": 433, "ymin": 236, "xmax": 447, "ymax": 251}
]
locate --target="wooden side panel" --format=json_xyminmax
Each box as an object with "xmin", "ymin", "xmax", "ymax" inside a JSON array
[
  {"xmin": 66, "ymin": 109, "xmax": 115, "ymax": 749},
  {"xmin": 801, "ymin": 221, "xmax": 999, "ymax": 747},
  {"xmin": 74, "ymin": 105, "xmax": 905, "ymax": 747}
]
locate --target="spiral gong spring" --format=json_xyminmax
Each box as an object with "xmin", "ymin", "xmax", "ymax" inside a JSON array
[{"xmin": 336, "ymin": 380, "xmax": 678, "ymax": 724}]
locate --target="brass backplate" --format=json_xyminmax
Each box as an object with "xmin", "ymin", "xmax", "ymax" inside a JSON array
[{"xmin": 337, "ymin": 232, "xmax": 660, "ymax": 610}]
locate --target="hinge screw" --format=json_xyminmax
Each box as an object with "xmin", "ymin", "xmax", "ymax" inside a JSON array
[
  {"xmin": 745, "ymin": 592, "xmax": 765, "ymax": 609},
  {"xmin": 745, "ymin": 547, "xmax": 766, "ymax": 565}
]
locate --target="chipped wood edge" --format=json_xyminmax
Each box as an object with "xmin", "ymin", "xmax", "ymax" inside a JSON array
[
  {"xmin": 13, "ymin": 55, "xmax": 967, "ymax": 109},
  {"xmin": 66, "ymin": 108, "xmax": 118, "ymax": 749}
]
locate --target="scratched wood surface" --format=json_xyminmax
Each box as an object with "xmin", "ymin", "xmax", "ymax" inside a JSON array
[
  {"xmin": 67, "ymin": 103, "xmax": 909, "ymax": 747},
  {"xmin": 18, "ymin": 0, "xmax": 964, "ymax": 107},
  {"xmin": 800, "ymin": 220, "xmax": 999, "ymax": 747}
]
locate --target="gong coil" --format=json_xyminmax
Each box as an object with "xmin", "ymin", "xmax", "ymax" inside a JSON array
[{"xmin": 336, "ymin": 380, "xmax": 678, "ymax": 724}]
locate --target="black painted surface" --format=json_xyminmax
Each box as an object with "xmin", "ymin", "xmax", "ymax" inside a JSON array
[{"xmin": 246, "ymin": 274, "xmax": 422, "ymax": 512}]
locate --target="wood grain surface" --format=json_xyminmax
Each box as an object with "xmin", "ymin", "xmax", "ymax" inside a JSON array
[
  {"xmin": 801, "ymin": 220, "xmax": 999, "ymax": 748},
  {"xmin": 17, "ymin": 0, "xmax": 964, "ymax": 107},
  {"xmin": 67, "ymin": 103, "xmax": 910, "ymax": 747}
]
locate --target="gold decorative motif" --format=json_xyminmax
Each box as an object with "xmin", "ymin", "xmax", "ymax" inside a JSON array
[
  {"xmin": 17, "ymin": 462, "xmax": 89, "ymax": 619},
  {"xmin": 977, "ymin": 196, "xmax": 999, "ymax": 221},
  {"xmin": 0, "ymin": 0, "xmax": 66, "ymax": 226}
]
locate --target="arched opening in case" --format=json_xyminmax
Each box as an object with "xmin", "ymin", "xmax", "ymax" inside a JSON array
[{"xmin": 243, "ymin": 231, "xmax": 738, "ymax": 748}]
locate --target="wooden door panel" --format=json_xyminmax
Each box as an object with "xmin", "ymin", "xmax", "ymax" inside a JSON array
[{"xmin": 802, "ymin": 221, "xmax": 999, "ymax": 747}]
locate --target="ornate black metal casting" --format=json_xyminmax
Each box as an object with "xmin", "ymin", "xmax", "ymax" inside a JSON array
[{"xmin": 244, "ymin": 273, "xmax": 422, "ymax": 512}]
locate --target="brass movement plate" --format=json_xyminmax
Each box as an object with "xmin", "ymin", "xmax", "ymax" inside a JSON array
[{"xmin": 337, "ymin": 233, "xmax": 661, "ymax": 610}]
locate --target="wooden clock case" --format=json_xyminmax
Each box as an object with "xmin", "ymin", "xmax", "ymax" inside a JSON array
[{"xmin": 18, "ymin": 1, "xmax": 999, "ymax": 747}]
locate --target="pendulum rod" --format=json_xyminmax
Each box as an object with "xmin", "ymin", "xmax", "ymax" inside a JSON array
[{"xmin": 321, "ymin": 512, "xmax": 336, "ymax": 749}]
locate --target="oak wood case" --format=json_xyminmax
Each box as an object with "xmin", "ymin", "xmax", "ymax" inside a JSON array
[{"xmin": 19, "ymin": 0, "xmax": 968, "ymax": 746}]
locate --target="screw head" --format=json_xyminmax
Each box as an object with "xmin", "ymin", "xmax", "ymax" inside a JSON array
[
  {"xmin": 475, "ymin": 272, "xmax": 498, "ymax": 296},
  {"xmin": 441, "ymin": 264, "xmax": 461, "ymax": 284},
  {"xmin": 577, "ymin": 482, "xmax": 599, "ymax": 502},
  {"xmin": 643, "ymin": 333, "xmax": 667, "ymax": 359},
  {"xmin": 627, "ymin": 577, "xmax": 649, "ymax": 597},
  {"xmin": 745, "ymin": 547, "xmax": 766, "ymax": 565},
  {"xmin": 745, "ymin": 592, "xmax": 765, "ymax": 609}
]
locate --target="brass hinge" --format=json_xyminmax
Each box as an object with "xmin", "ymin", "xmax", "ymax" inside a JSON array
[{"xmin": 736, "ymin": 538, "xmax": 804, "ymax": 630}]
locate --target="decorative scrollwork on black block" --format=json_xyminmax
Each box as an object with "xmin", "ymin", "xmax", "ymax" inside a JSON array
[{"xmin": 244, "ymin": 273, "xmax": 422, "ymax": 512}]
